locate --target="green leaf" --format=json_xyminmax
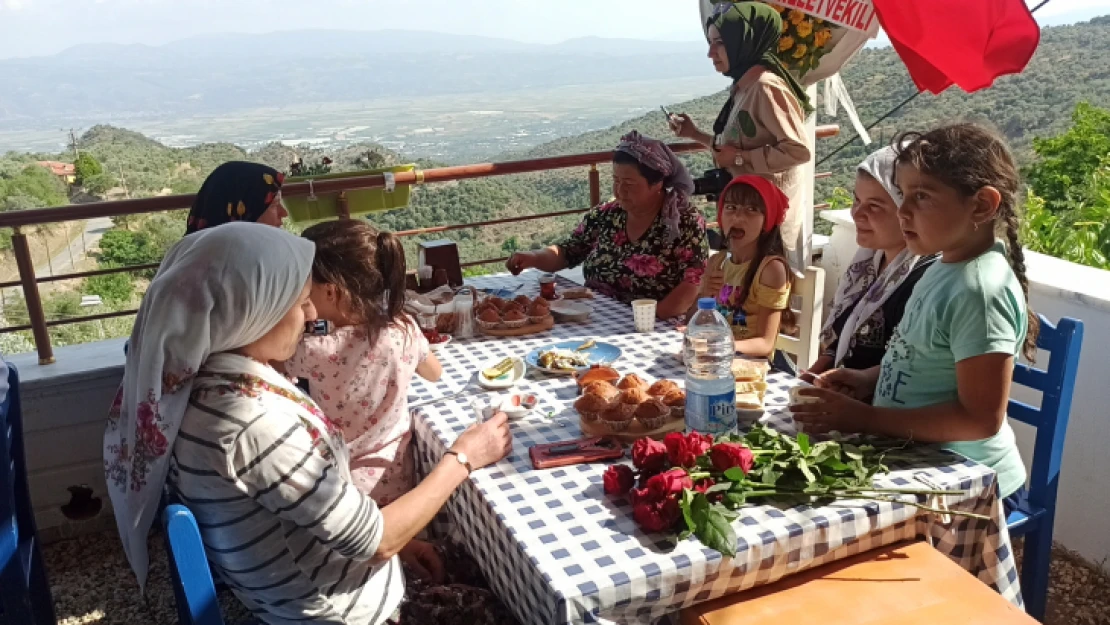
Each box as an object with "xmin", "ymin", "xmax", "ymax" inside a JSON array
[
  {"xmin": 706, "ymin": 482, "xmax": 733, "ymax": 495},
  {"xmin": 680, "ymin": 488, "xmax": 697, "ymax": 533},
  {"xmin": 761, "ymin": 465, "xmax": 781, "ymax": 486},
  {"xmin": 724, "ymin": 467, "xmax": 748, "ymax": 482},
  {"xmin": 724, "ymin": 491, "xmax": 747, "ymax": 508},
  {"xmin": 797, "ymin": 432, "xmax": 811, "ymax": 456},
  {"xmin": 797, "ymin": 458, "xmax": 817, "ymax": 483},
  {"xmin": 843, "ymin": 444, "xmax": 863, "ymax": 461},
  {"xmin": 695, "ymin": 504, "xmax": 739, "ymax": 557}
]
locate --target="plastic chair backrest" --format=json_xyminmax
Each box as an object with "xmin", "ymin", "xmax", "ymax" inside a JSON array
[
  {"xmin": 775, "ymin": 266, "xmax": 825, "ymax": 370},
  {"xmin": 162, "ymin": 503, "xmax": 226, "ymax": 625},
  {"xmin": 1, "ymin": 364, "xmax": 57, "ymax": 625},
  {"xmin": 1007, "ymin": 315, "xmax": 1083, "ymax": 517}
]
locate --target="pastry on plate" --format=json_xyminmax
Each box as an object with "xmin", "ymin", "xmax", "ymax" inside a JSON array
[
  {"xmin": 617, "ymin": 373, "xmax": 649, "ymax": 392},
  {"xmin": 662, "ymin": 389, "xmax": 687, "ymax": 419},
  {"xmin": 635, "ymin": 398, "xmax": 671, "ymax": 430},
  {"xmin": 576, "ymin": 365, "xmax": 620, "ymax": 388},
  {"xmin": 502, "ymin": 309, "xmax": 528, "ymax": 328},
  {"xmin": 574, "ymin": 393, "xmax": 612, "ymax": 423},
  {"xmin": 618, "ymin": 387, "xmax": 649, "ymax": 417},
  {"xmin": 582, "ymin": 380, "xmax": 620, "ymax": 402},
  {"xmin": 600, "ymin": 404, "xmax": 635, "ymax": 432},
  {"xmin": 647, "ymin": 379, "xmax": 680, "ymax": 397},
  {"xmin": 528, "ymin": 298, "xmax": 551, "ymax": 324}
]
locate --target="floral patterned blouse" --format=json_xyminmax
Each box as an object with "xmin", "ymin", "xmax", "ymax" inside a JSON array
[
  {"xmin": 285, "ymin": 320, "xmax": 429, "ymax": 506},
  {"xmin": 558, "ymin": 200, "xmax": 707, "ymax": 304}
]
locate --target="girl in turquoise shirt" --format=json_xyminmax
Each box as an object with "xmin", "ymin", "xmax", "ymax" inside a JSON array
[{"xmin": 792, "ymin": 124, "xmax": 1037, "ymax": 509}]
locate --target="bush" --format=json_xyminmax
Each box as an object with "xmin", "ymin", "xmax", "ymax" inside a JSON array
[{"xmin": 84, "ymin": 271, "xmax": 135, "ymax": 306}]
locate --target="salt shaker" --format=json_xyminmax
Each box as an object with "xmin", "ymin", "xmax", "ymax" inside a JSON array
[{"xmin": 454, "ymin": 286, "xmax": 477, "ymax": 339}]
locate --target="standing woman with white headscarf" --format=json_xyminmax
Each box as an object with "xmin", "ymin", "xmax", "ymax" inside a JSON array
[
  {"xmin": 805, "ymin": 146, "xmax": 939, "ymax": 378},
  {"xmin": 104, "ymin": 222, "xmax": 512, "ymax": 624}
]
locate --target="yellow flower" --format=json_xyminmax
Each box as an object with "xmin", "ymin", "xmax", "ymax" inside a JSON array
[
  {"xmin": 770, "ymin": 3, "xmax": 786, "ymax": 12},
  {"xmin": 796, "ymin": 20, "xmax": 813, "ymax": 38},
  {"xmin": 263, "ymin": 173, "xmax": 274, "ymax": 185},
  {"xmin": 788, "ymin": 9, "xmax": 806, "ymax": 25},
  {"xmin": 814, "ymin": 28, "xmax": 833, "ymax": 47},
  {"xmin": 793, "ymin": 44, "xmax": 808, "ymax": 58},
  {"xmin": 778, "ymin": 36, "xmax": 795, "ymax": 52},
  {"xmin": 237, "ymin": 201, "xmax": 247, "ymax": 217},
  {"xmin": 782, "ymin": 19, "xmax": 790, "ymax": 33}
]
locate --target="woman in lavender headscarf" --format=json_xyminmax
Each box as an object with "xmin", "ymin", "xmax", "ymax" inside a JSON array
[{"xmin": 507, "ymin": 131, "xmax": 707, "ymax": 318}]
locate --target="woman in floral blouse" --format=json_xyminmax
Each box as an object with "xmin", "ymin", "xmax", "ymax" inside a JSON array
[{"xmin": 507, "ymin": 131, "xmax": 707, "ymax": 318}]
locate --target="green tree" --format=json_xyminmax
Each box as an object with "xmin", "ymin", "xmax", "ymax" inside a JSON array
[
  {"xmin": 84, "ymin": 271, "xmax": 135, "ymax": 305},
  {"xmin": 74, "ymin": 153, "xmax": 103, "ymax": 185},
  {"xmin": 1024, "ymin": 102, "xmax": 1110, "ymax": 211},
  {"xmin": 95, "ymin": 228, "xmax": 162, "ymax": 270}
]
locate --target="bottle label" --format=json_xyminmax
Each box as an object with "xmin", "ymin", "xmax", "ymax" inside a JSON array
[{"xmin": 685, "ymin": 389, "xmax": 737, "ymax": 434}]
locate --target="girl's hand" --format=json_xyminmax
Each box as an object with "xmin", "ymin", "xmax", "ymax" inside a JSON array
[
  {"xmin": 669, "ymin": 113, "xmax": 700, "ymax": 140},
  {"xmin": 712, "ymin": 142, "xmax": 739, "ymax": 169},
  {"xmin": 506, "ymin": 252, "xmax": 534, "ymax": 276},
  {"xmin": 814, "ymin": 367, "xmax": 878, "ymax": 401},
  {"xmin": 400, "ymin": 539, "xmax": 445, "ymax": 583},
  {"xmin": 790, "ymin": 387, "xmax": 873, "ymax": 435}
]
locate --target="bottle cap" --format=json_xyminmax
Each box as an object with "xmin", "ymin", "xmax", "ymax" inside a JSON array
[{"xmin": 697, "ymin": 298, "xmax": 716, "ymax": 310}]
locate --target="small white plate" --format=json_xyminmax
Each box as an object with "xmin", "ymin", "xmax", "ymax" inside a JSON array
[
  {"xmin": 471, "ymin": 394, "xmax": 536, "ymax": 421},
  {"xmin": 548, "ymin": 300, "xmax": 592, "ymax": 322},
  {"xmin": 477, "ymin": 357, "xmax": 527, "ymax": 389},
  {"xmin": 428, "ymin": 336, "xmax": 452, "ymax": 352}
]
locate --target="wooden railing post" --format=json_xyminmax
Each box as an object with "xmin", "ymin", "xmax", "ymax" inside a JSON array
[
  {"xmin": 11, "ymin": 227, "xmax": 54, "ymax": 364},
  {"xmin": 589, "ymin": 164, "xmax": 601, "ymax": 207},
  {"xmin": 336, "ymin": 192, "xmax": 350, "ymax": 220}
]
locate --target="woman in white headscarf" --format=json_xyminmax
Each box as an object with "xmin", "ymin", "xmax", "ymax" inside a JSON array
[
  {"xmin": 804, "ymin": 146, "xmax": 939, "ymax": 378},
  {"xmin": 104, "ymin": 222, "xmax": 512, "ymax": 624}
]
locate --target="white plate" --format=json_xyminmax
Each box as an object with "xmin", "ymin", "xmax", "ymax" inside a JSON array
[
  {"xmin": 428, "ymin": 336, "xmax": 452, "ymax": 352},
  {"xmin": 477, "ymin": 357, "xmax": 527, "ymax": 389},
  {"xmin": 548, "ymin": 300, "xmax": 593, "ymax": 322}
]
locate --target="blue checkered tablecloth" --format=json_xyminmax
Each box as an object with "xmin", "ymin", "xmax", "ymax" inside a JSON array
[{"xmin": 409, "ymin": 271, "xmax": 1022, "ymax": 625}]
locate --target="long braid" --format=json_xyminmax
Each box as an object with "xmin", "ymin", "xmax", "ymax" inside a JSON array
[{"xmin": 1001, "ymin": 210, "xmax": 1040, "ymax": 361}]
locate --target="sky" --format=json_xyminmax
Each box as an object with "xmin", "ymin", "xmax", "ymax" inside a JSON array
[{"xmin": 0, "ymin": 0, "xmax": 1108, "ymax": 60}]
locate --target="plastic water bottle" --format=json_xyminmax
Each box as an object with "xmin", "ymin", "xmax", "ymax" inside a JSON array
[{"xmin": 684, "ymin": 297, "xmax": 737, "ymax": 434}]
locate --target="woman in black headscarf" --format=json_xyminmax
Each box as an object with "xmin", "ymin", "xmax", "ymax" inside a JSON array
[
  {"xmin": 186, "ymin": 161, "xmax": 288, "ymax": 234},
  {"xmin": 670, "ymin": 1, "xmax": 812, "ymax": 273}
]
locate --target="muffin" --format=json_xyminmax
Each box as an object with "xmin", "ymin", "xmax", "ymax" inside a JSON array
[
  {"xmin": 477, "ymin": 307, "xmax": 502, "ymax": 331},
  {"xmin": 581, "ymin": 380, "xmax": 620, "ymax": 402},
  {"xmin": 528, "ymin": 298, "xmax": 551, "ymax": 324},
  {"xmin": 619, "ymin": 387, "xmax": 649, "ymax": 418},
  {"xmin": 662, "ymin": 389, "xmax": 687, "ymax": 419},
  {"xmin": 477, "ymin": 301, "xmax": 500, "ymax": 316},
  {"xmin": 500, "ymin": 301, "xmax": 525, "ymax": 315},
  {"xmin": 600, "ymin": 404, "xmax": 635, "ymax": 432},
  {"xmin": 574, "ymin": 393, "xmax": 612, "ymax": 423},
  {"xmin": 502, "ymin": 309, "xmax": 528, "ymax": 328},
  {"xmin": 575, "ymin": 366, "xmax": 620, "ymax": 390},
  {"xmin": 485, "ymin": 296, "xmax": 505, "ymax": 310},
  {"xmin": 513, "ymin": 294, "xmax": 533, "ymax": 309},
  {"xmin": 647, "ymin": 379, "xmax": 680, "ymax": 398},
  {"xmin": 635, "ymin": 398, "xmax": 672, "ymax": 430},
  {"xmin": 617, "ymin": 374, "xmax": 649, "ymax": 392}
]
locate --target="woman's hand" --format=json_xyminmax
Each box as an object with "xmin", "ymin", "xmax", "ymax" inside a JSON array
[
  {"xmin": 506, "ymin": 252, "xmax": 534, "ymax": 276},
  {"xmin": 813, "ymin": 367, "xmax": 879, "ymax": 401},
  {"xmin": 400, "ymin": 539, "xmax": 445, "ymax": 583},
  {"xmin": 669, "ymin": 113, "xmax": 701, "ymax": 140},
  {"xmin": 790, "ymin": 387, "xmax": 874, "ymax": 435},
  {"xmin": 451, "ymin": 412, "xmax": 512, "ymax": 470}
]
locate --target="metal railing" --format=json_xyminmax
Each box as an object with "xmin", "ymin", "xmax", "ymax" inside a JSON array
[{"xmin": 0, "ymin": 125, "xmax": 840, "ymax": 364}]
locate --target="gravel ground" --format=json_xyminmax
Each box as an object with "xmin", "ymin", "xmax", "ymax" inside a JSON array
[{"xmin": 42, "ymin": 531, "xmax": 1110, "ymax": 624}]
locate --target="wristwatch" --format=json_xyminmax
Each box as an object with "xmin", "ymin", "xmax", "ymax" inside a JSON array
[{"xmin": 444, "ymin": 450, "xmax": 473, "ymax": 474}]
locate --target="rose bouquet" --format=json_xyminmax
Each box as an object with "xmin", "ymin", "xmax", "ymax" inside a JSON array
[{"xmin": 603, "ymin": 425, "xmax": 984, "ymax": 556}]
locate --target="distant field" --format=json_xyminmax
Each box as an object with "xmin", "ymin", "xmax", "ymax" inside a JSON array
[{"xmin": 0, "ymin": 76, "xmax": 724, "ymax": 163}]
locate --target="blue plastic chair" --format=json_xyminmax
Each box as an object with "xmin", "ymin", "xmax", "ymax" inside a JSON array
[
  {"xmin": 162, "ymin": 503, "xmax": 227, "ymax": 625},
  {"xmin": 1006, "ymin": 315, "xmax": 1084, "ymax": 622},
  {"xmin": 0, "ymin": 364, "xmax": 58, "ymax": 625}
]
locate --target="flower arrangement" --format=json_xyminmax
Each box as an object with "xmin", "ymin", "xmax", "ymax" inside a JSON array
[
  {"xmin": 289, "ymin": 156, "xmax": 333, "ymax": 178},
  {"xmin": 603, "ymin": 426, "xmax": 984, "ymax": 556},
  {"xmin": 764, "ymin": 2, "xmax": 838, "ymax": 79}
]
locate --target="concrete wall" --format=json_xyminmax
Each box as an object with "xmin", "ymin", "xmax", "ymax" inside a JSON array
[{"xmin": 820, "ymin": 209, "xmax": 1110, "ymax": 566}]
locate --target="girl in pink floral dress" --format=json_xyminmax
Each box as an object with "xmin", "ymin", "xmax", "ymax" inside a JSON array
[{"xmin": 284, "ymin": 220, "xmax": 442, "ymax": 505}]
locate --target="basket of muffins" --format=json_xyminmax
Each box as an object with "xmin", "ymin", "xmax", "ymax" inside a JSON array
[
  {"xmin": 573, "ymin": 366, "xmax": 686, "ymax": 441},
  {"xmin": 476, "ymin": 294, "xmax": 554, "ymax": 336}
]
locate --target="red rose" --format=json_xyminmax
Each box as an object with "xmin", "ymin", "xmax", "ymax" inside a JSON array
[
  {"xmin": 664, "ymin": 432, "xmax": 713, "ymax": 468},
  {"xmin": 603, "ymin": 465, "xmax": 636, "ymax": 496},
  {"xmin": 631, "ymin": 438, "xmax": 668, "ymax": 473},
  {"xmin": 634, "ymin": 497, "xmax": 682, "ymax": 533},
  {"xmin": 645, "ymin": 468, "xmax": 693, "ymax": 502},
  {"xmin": 709, "ymin": 443, "xmax": 754, "ymax": 475}
]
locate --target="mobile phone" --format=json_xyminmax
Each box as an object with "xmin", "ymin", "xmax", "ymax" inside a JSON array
[
  {"xmin": 304, "ymin": 320, "xmax": 332, "ymax": 336},
  {"xmin": 660, "ymin": 105, "xmax": 675, "ymax": 121}
]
